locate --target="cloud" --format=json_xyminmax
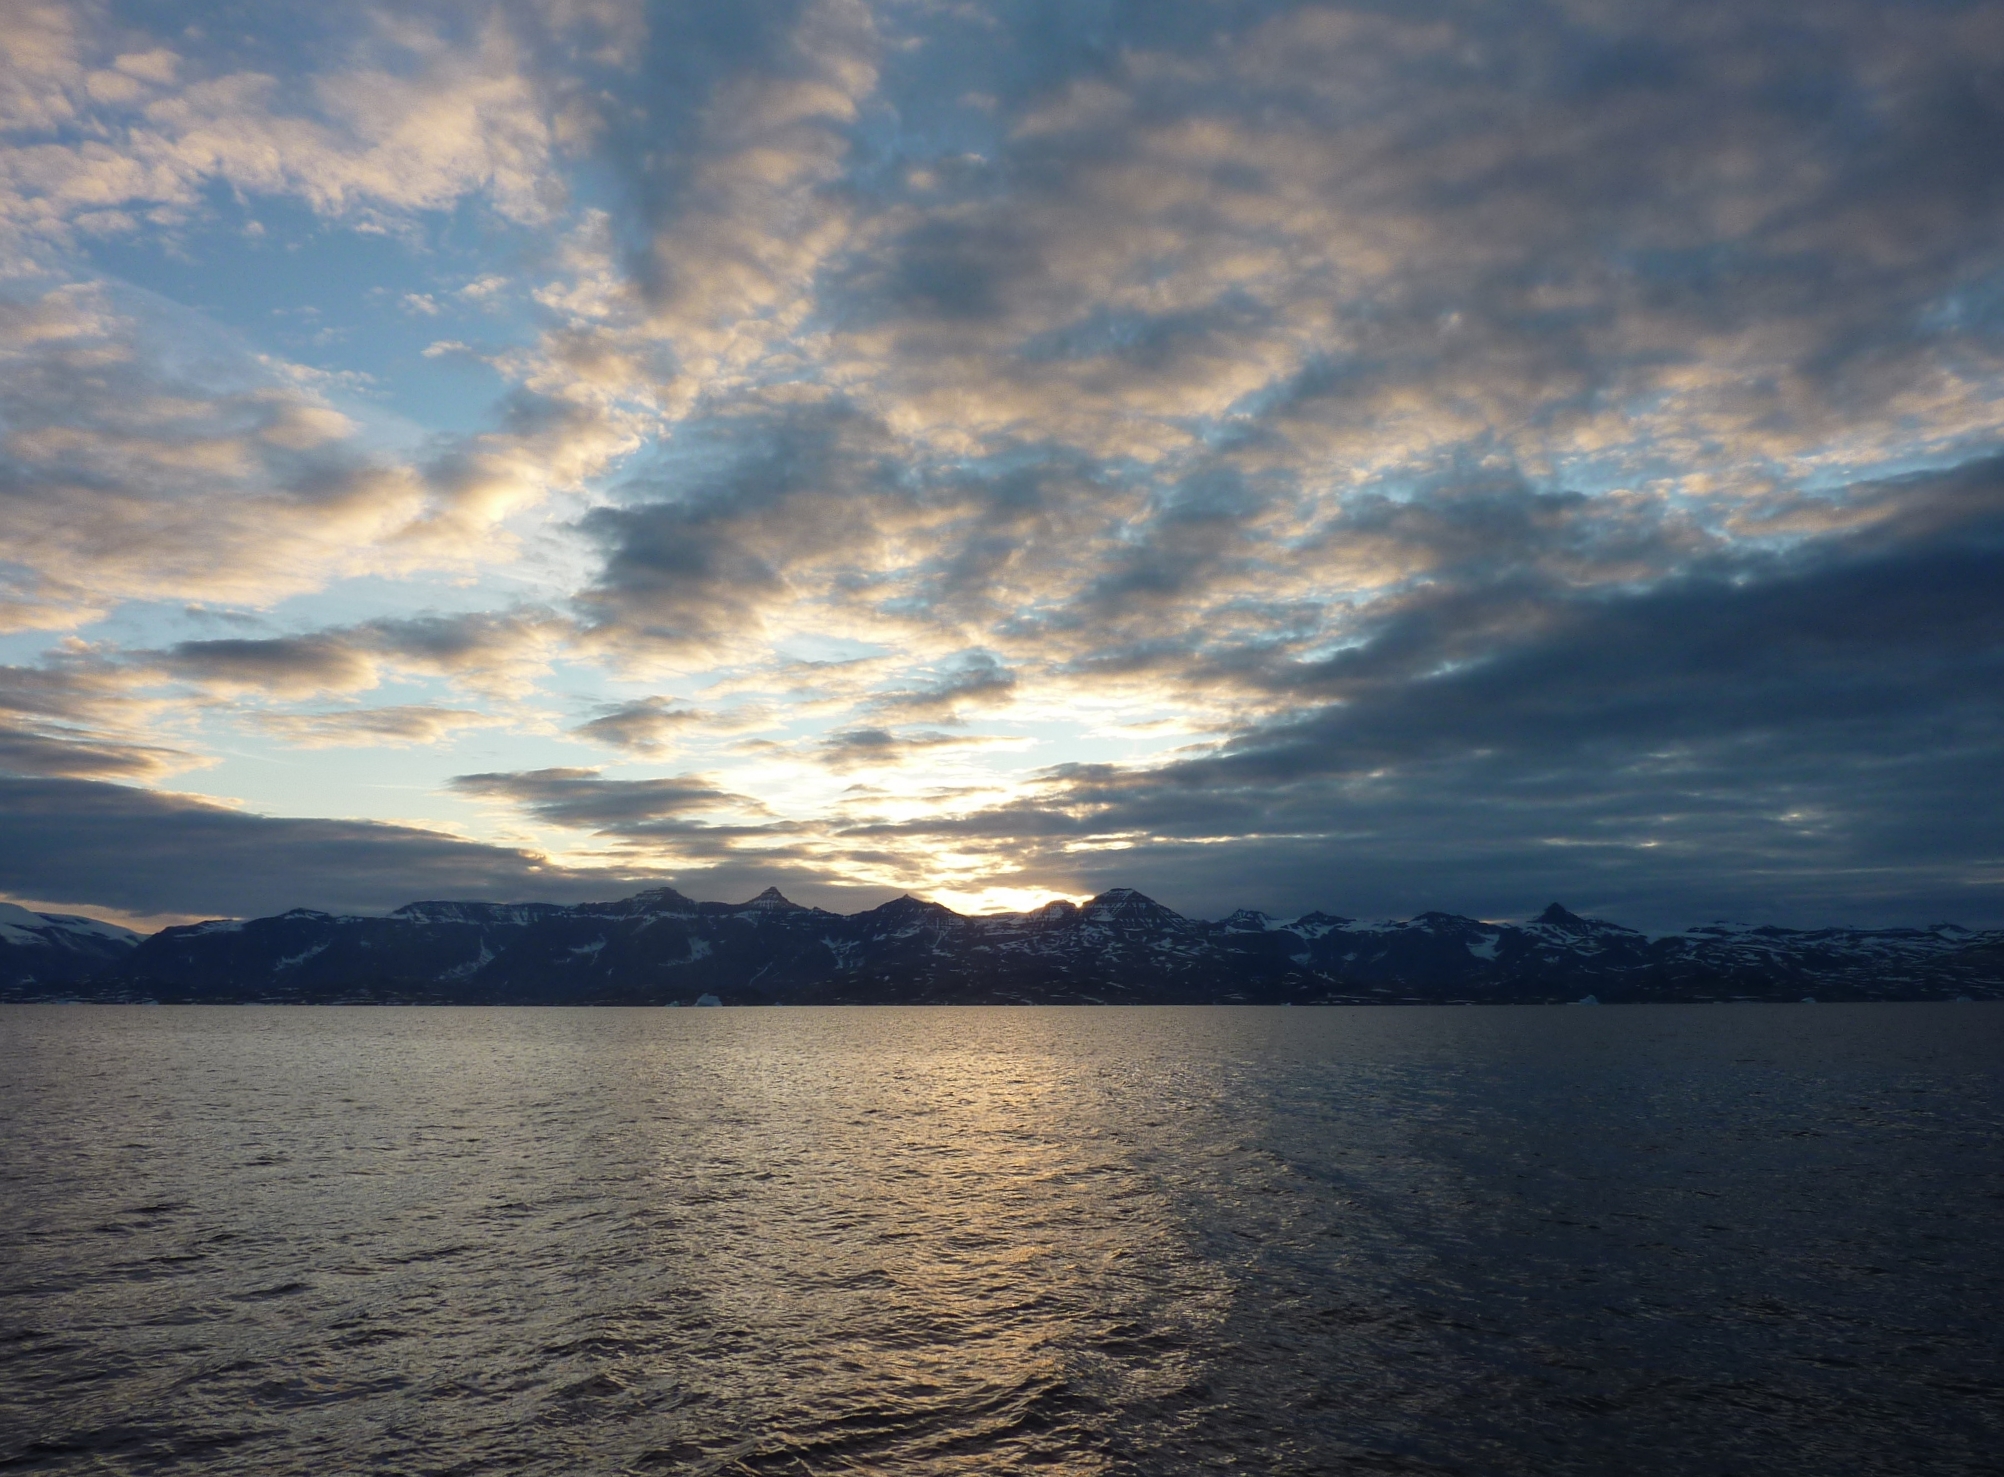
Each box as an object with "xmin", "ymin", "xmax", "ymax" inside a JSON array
[
  {"xmin": 0, "ymin": 280, "xmax": 623, "ymax": 634},
  {"xmin": 0, "ymin": 724, "xmax": 187, "ymax": 782},
  {"xmin": 0, "ymin": 2, "xmax": 89, "ymax": 138},
  {"xmin": 0, "ymin": 774, "xmax": 646, "ymax": 918},
  {"xmin": 6, "ymin": 0, "xmax": 2004, "ymax": 929},
  {"xmin": 572, "ymin": 398, "xmax": 909, "ymax": 658},
  {"xmin": 622, "ymin": 0, "xmax": 880, "ymax": 409},
  {"xmin": 252, "ymin": 705, "xmax": 499, "ymax": 749},
  {"xmin": 358, "ymin": 609, "xmax": 570, "ymax": 697},
  {"xmin": 838, "ymin": 458, "xmax": 2004, "ymax": 927},
  {"xmin": 0, "ymin": 2, "xmax": 604, "ymax": 255},
  {"xmin": 0, "ymin": 283, "xmax": 407, "ymax": 629},
  {"xmin": 814, "ymin": 726, "xmax": 1007, "ymax": 770},
  {"xmin": 865, "ymin": 651, "xmax": 1016, "ymax": 719},
  {"xmin": 160, "ymin": 633, "xmax": 381, "ymax": 698},
  {"xmin": 0, "ymin": 606, "xmax": 560, "ymax": 784},
  {"xmin": 533, "ymin": 0, "xmax": 2002, "ymax": 747},
  {"xmin": 0, "ymin": 3, "xmax": 648, "ymax": 624},
  {"xmin": 395, "ymin": 451, "xmax": 2004, "ymax": 927},
  {"xmin": 819, "ymin": 0, "xmax": 2004, "ymax": 488},
  {"xmin": 157, "ymin": 608, "xmax": 566, "ymax": 699},
  {"xmin": 0, "ymin": 648, "xmax": 196, "ymax": 780},
  {"xmin": 444, "ymin": 765, "xmax": 854, "ymax": 893},
  {"xmin": 0, "ymin": 766, "xmax": 902, "ymax": 921},
  {"xmin": 570, "ymin": 695, "xmax": 703, "ymax": 755},
  {"xmin": 450, "ymin": 765, "xmax": 761, "ymax": 832}
]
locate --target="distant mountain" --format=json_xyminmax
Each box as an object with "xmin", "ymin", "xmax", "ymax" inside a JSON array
[
  {"xmin": 0, "ymin": 903, "xmax": 142, "ymax": 991},
  {"xmin": 7, "ymin": 887, "xmax": 1999, "ymax": 1005}
]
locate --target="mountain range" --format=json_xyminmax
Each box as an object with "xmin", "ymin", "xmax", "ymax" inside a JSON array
[{"xmin": 3, "ymin": 887, "xmax": 1999, "ymax": 1005}]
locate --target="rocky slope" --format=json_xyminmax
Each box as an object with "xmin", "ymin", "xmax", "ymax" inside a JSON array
[{"xmin": 10, "ymin": 887, "xmax": 1999, "ymax": 1005}]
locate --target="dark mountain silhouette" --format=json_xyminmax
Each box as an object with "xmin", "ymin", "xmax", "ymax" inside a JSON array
[{"xmin": 5, "ymin": 888, "xmax": 1999, "ymax": 1004}]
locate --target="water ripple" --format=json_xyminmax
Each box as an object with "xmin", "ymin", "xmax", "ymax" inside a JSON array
[{"xmin": 1, "ymin": 1004, "xmax": 1999, "ymax": 1474}]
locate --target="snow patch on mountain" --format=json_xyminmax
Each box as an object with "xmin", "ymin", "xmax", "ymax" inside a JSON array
[{"xmin": 0, "ymin": 902, "xmax": 140, "ymax": 949}]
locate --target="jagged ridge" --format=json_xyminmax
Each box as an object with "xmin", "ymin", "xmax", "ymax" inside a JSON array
[{"xmin": 7, "ymin": 887, "xmax": 2000, "ymax": 1005}]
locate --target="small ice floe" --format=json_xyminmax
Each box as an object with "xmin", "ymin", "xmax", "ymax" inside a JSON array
[
  {"xmin": 1956, "ymin": 995, "xmax": 1975, "ymax": 1003},
  {"xmin": 1801, "ymin": 996, "xmax": 1816, "ymax": 1004},
  {"xmin": 1573, "ymin": 994, "xmax": 1600, "ymax": 1005},
  {"xmin": 695, "ymin": 993, "xmax": 723, "ymax": 1007}
]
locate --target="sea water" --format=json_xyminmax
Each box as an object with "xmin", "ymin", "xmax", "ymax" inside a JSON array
[{"xmin": 2, "ymin": 1005, "xmax": 1999, "ymax": 1474}]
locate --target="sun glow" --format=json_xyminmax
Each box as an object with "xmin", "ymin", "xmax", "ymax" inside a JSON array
[{"xmin": 926, "ymin": 885, "xmax": 1094, "ymax": 916}]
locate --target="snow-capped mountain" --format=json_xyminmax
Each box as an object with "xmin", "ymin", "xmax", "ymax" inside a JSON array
[
  {"xmin": 0, "ymin": 902, "xmax": 142, "ymax": 991},
  {"xmin": 13, "ymin": 888, "xmax": 1999, "ymax": 1005}
]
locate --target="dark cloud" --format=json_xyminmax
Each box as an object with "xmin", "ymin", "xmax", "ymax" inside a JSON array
[
  {"xmin": 157, "ymin": 608, "xmax": 561, "ymax": 697},
  {"xmin": 0, "ymin": 726, "xmax": 186, "ymax": 782},
  {"xmin": 449, "ymin": 767, "xmax": 759, "ymax": 831},
  {"xmin": 845, "ymin": 457, "xmax": 2004, "ymax": 927},
  {"xmin": 815, "ymin": 727, "xmax": 985, "ymax": 769},
  {"xmin": 0, "ymin": 776, "xmax": 640, "ymax": 919},
  {"xmin": 364, "ymin": 610, "xmax": 557, "ymax": 670},
  {"xmin": 574, "ymin": 403, "xmax": 905, "ymax": 655},
  {"xmin": 162, "ymin": 634, "xmax": 377, "ymax": 695},
  {"xmin": 865, "ymin": 652, "xmax": 1016, "ymax": 719},
  {"xmin": 0, "ymin": 659, "xmax": 193, "ymax": 781},
  {"xmin": 417, "ymin": 449, "xmax": 2004, "ymax": 929},
  {"xmin": 0, "ymin": 770, "xmax": 896, "ymax": 922},
  {"xmin": 570, "ymin": 696, "xmax": 704, "ymax": 755},
  {"xmin": 578, "ymin": 0, "xmax": 828, "ymax": 298}
]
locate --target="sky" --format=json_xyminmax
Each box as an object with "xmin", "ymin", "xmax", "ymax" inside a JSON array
[{"xmin": 1, "ymin": 0, "xmax": 2001, "ymax": 931}]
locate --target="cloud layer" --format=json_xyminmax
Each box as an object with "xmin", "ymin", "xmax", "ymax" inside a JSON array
[
  {"xmin": 0, "ymin": 775, "xmax": 631, "ymax": 920},
  {"xmin": 3, "ymin": 0, "xmax": 2002, "ymax": 925}
]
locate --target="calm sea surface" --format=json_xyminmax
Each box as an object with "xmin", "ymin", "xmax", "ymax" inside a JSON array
[{"xmin": 2, "ymin": 1005, "xmax": 2000, "ymax": 1475}]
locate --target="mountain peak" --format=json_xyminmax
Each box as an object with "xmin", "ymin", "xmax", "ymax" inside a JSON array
[
  {"xmin": 1530, "ymin": 902, "xmax": 1646, "ymax": 942},
  {"xmin": 1081, "ymin": 888, "xmax": 1187, "ymax": 927},
  {"xmin": 625, "ymin": 886, "xmax": 699, "ymax": 910},
  {"xmin": 739, "ymin": 886, "xmax": 801, "ymax": 912},
  {"xmin": 866, "ymin": 893, "xmax": 960, "ymax": 921}
]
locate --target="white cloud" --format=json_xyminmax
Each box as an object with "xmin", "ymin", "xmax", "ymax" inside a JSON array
[
  {"xmin": 0, "ymin": 3, "xmax": 577, "ymax": 263},
  {"xmin": 0, "ymin": 279, "xmax": 634, "ymax": 633},
  {"xmin": 252, "ymin": 704, "xmax": 502, "ymax": 749}
]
